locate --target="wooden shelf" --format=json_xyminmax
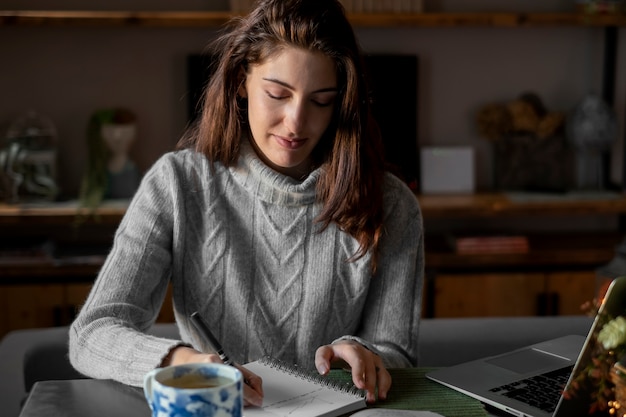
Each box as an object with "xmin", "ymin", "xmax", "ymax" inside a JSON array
[
  {"xmin": 349, "ymin": 12, "xmax": 626, "ymax": 27},
  {"xmin": 1, "ymin": 10, "xmax": 626, "ymax": 28},
  {"xmin": 0, "ymin": 201, "xmax": 127, "ymax": 225},
  {"xmin": 2, "ymin": 192, "xmax": 626, "ymax": 224},
  {"xmin": 0, "ymin": 10, "xmax": 234, "ymax": 27},
  {"xmin": 417, "ymin": 192, "xmax": 626, "ymax": 218}
]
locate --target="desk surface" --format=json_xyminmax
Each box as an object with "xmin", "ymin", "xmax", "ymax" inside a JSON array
[
  {"xmin": 20, "ymin": 379, "xmax": 149, "ymax": 417},
  {"xmin": 19, "ymin": 371, "xmax": 500, "ymax": 417}
]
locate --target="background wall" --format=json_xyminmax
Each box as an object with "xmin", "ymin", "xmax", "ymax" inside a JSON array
[{"xmin": 1, "ymin": 0, "xmax": 625, "ymax": 199}]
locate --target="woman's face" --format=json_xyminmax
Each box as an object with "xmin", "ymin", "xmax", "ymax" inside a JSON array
[{"xmin": 242, "ymin": 46, "xmax": 338, "ymax": 179}]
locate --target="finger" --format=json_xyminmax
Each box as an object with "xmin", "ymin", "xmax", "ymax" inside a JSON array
[
  {"xmin": 243, "ymin": 381, "xmax": 264, "ymax": 407},
  {"xmin": 375, "ymin": 365, "xmax": 392, "ymax": 401},
  {"xmin": 348, "ymin": 356, "xmax": 376, "ymax": 401},
  {"xmin": 332, "ymin": 343, "xmax": 389, "ymax": 403},
  {"xmin": 363, "ymin": 361, "xmax": 378, "ymax": 403},
  {"xmin": 314, "ymin": 345, "xmax": 334, "ymax": 375},
  {"xmin": 236, "ymin": 365, "xmax": 263, "ymax": 407},
  {"xmin": 184, "ymin": 351, "xmax": 225, "ymax": 365},
  {"xmin": 333, "ymin": 343, "xmax": 367, "ymax": 388}
]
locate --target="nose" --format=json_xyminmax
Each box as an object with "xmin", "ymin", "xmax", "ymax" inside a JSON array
[{"xmin": 284, "ymin": 99, "xmax": 306, "ymax": 136}]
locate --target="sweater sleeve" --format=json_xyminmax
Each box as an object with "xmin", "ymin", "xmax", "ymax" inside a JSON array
[
  {"xmin": 68, "ymin": 153, "xmax": 185, "ymax": 387},
  {"xmin": 334, "ymin": 176, "xmax": 424, "ymax": 368}
]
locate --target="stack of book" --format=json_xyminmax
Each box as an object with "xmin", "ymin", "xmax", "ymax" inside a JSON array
[{"xmin": 229, "ymin": 0, "xmax": 424, "ymax": 13}]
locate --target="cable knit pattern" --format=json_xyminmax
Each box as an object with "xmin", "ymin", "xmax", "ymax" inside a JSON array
[{"xmin": 69, "ymin": 143, "xmax": 424, "ymax": 388}]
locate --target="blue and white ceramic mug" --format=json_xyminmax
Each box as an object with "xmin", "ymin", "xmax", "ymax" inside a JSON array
[{"xmin": 143, "ymin": 363, "xmax": 243, "ymax": 417}]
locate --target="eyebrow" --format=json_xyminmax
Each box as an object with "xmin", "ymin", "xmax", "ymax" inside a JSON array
[{"xmin": 262, "ymin": 77, "xmax": 338, "ymax": 94}]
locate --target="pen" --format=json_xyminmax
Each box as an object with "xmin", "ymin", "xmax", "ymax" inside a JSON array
[
  {"xmin": 190, "ymin": 312, "xmax": 261, "ymax": 404},
  {"xmin": 190, "ymin": 311, "xmax": 234, "ymax": 366}
]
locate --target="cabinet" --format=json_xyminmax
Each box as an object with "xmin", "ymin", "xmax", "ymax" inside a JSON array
[
  {"xmin": 420, "ymin": 193, "xmax": 626, "ymax": 317},
  {"xmin": 429, "ymin": 271, "xmax": 596, "ymax": 317},
  {"xmin": 0, "ymin": 283, "xmax": 91, "ymax": 336},
  {"xmin": 0, "ymin": 202, "xmax": 175, "ymax": 339},
  {"xmin": 2, "ymin": 193, "xmax": 626, "ymax": 332},
  {"xmin": 0, "ymin": 283, "xmax": 174, "ymax": 337}
]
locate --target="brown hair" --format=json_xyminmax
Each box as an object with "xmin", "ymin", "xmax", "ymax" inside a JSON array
[{"xmin": 179, "ymin": 0, "xmax": 386, "ymax": 269}]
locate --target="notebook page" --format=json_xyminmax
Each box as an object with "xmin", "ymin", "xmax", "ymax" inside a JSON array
[{"xmin": 244, "ymin": 359, "xmax": 366, "ymax": 417}]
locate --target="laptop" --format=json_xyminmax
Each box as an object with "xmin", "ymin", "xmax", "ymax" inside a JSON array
[{"xmin": 426, "ymin": 276, "xmax": 626, "ymax": 417}]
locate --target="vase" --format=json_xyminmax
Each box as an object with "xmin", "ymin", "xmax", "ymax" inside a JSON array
[{"xmin": 492, "ymin": 133, "xmax": 574, "ymax": 192}]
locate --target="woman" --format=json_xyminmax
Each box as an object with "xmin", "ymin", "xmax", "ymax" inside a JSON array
[{"xmin": 69, "ymin": 0, "xmax": 423, "ymax": 407}]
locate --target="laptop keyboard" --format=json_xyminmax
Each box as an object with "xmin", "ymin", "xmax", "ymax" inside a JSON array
[{"xmin": 488, "ymin": 366, "xmax": 573, "ymax": 413}]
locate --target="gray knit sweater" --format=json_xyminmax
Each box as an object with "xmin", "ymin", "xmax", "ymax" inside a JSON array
[{"xmin": 69, "ymin": 144, "xmax": 424, "ymax": 387}]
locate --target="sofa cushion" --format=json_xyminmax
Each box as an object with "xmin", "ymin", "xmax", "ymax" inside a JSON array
[{"xmin": 417, "ymin": 316, "xmax": 593, "ymax": 367}]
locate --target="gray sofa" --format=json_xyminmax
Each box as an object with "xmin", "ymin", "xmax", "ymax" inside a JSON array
[{"xmin": 0, "ymin": 316, "xmax": 593, "ymax": 417}]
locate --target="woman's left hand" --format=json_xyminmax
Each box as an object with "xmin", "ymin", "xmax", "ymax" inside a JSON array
[{"xmin": 314, "ymin": 340, "xmax": 391, "ymax": 403}]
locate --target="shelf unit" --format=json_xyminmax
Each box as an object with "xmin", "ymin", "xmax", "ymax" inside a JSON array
[
  {"xmin": 2, "ymin": 194, "xmax": 624, "ymax": 319},
  {"xmin": 1, "ymin": 10, "xmax": 626, "ymax": 28},
  {"xmin": 2, "ymin": 9, "xmax": 626, "ymax": 323},
  {"xmin": 2, "ymin": 193, "xmax": 625, "ymax": 276}
]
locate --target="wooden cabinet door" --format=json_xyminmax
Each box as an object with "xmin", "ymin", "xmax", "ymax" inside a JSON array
[
  {"xmin": 544, "ymin": 271, "xmax": 596, "ymax": 316},
  {"xmin": 433, "ymin": 273, "xmax": 546, "ymax": 317},
  {"xmin": 0, "ymin": 282, "xmax": 175, "ymax": 339},
  {"xmin": 0, "ymin": 285, "xmax": 65, "ymax": 336},
  {"xmin": 431, "ymin": 271, "xmax": 596, "ymax": 317},
  {"xmin": 65, "ymin": 283, "xmax": 93, "ymax": 322}
]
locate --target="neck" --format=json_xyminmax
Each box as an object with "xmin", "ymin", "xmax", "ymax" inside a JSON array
[{"xmin": 247, "ymin": 137, "xmax": 312, "ymax": 181}]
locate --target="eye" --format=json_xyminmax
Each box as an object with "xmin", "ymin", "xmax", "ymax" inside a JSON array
[
  {"xmin": 312, "ymin": 99, "xmax": 334, "ymax": 108},
  {"xmin": 311, "ymin": 94, "xmax": 337, "ymax": 108},
  {"xmin": 266, "ymin": 90, "xmax": 288, "ymax": 100}
]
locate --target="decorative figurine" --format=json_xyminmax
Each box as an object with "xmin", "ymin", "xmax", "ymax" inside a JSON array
[{"xmin": 79, "ymin": 108, "xmax": 141, "ymax": 211}]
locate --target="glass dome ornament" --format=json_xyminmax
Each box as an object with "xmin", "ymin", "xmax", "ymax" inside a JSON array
[
  {"xmin": 565, "ymin": 95, "xmax": 618, "ymax": 190},
  {"xmin": 1, "ymin": 110, "xmax": 59, "ymax": 202}
]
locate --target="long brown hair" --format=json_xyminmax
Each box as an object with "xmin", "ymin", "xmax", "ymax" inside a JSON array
[{"xmin": 179, "ymin": 0, "xmax": 386, "ymax": 269}]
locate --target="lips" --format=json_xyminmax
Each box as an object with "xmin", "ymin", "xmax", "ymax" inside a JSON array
[{"xmin": 274, "ymin": 135, "xmax": 307, "ymax": 150}]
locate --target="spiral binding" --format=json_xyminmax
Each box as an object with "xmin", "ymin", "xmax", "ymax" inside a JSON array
[{"xmin": 259, "ymin": 356, "xmax": 365, "ymax": 398}]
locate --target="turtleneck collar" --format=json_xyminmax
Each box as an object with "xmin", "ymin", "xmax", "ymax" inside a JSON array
[{"xmin": 230, "ymin": 140, "xmax": 321, "ymax": 206}]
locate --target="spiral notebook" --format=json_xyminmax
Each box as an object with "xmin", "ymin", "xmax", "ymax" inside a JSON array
[{"xmin": 244, "ymin": 357, "xmax": 366, "ymax": 417}]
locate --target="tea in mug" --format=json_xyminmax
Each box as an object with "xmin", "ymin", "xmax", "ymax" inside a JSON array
[{"xmin": 161, "ymin": 373, "xmax": 233, "ymax": 389}]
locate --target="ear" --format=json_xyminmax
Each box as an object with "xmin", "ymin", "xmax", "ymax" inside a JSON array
[
  {"xmin": 237, "ymin": 70, "xmax": 248, "ymax": 98},
  {"xmin": 238, "ymin": 82, "xmax": 247, "ymax": 98}
]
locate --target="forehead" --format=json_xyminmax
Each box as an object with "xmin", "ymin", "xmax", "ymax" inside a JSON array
[{"xmin": 248, "ymin": 46, "xmax": 337, "ymax": 89}]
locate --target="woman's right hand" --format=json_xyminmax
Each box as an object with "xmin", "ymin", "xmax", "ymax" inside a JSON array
[{"xmin": 162, "ymin": 346, "xmax": 264, "ymax": 407}]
